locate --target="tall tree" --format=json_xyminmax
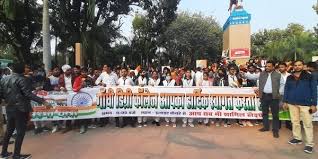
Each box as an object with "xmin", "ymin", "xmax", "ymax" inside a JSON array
[
  {"xmin": 251, "ymin": 23, "xmax": 318, "ymax": 62},
  {"xmin": 49, "ymin": 0, "xmax": 144, "ymax": 66},
  {"xmin": 131, "ymin": 0, "xmax": 180, "ymax": 67},
  {"xmin": 163, "ymin": 12, "xmax": 222, "ymax": 67},
  {"xmin": 0, "ymin": 0, "xmax": 42, "ymax": 63}
]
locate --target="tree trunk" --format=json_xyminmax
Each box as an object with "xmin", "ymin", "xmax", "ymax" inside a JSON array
[{"xmin": 42, "ymin": 0, "xmax": 51, "ymax": 73}]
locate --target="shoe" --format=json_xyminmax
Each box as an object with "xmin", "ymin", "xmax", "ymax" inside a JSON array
[
  {"xmin": 211, "ymin": 121, "xmax": 215, "ymax": 125},
  {"xmin": 304, "ymin": 146, "xmax": 313, "ymax": 154},
  {"xmin": 13, "ymin": 154, "xmax": 32, "ymax": 159},
  {"xmin": 246, "ymin": 121, "xmax": 254, "ymax": 127},
  {"xmin": 205, "ymin": 123, "xmax": 210, "ymax": 127},
  {"xmin": 189, "ymin": 123, "xmax": 195, "ymax": 128},
  {"xmin": 34, "ymin": 128, "xmax": 43, "ymax": 135},
  {"xmin": 224, "ymin": 124, "xmax": 228, "ymax": 128},
  {"xmin": 182, "ymin": 123, "xmax": 187, "ymax": 128},
  {"xmin": 239, "ymin": 123, "xmax": 244, "ymax": 127},
  {"xmin": 52, "ymin": 126, "xmax": 59, "ymax": 133},
  {"xmin": 288, "ymin": 139, "xmax": 303, "ymax": 145},
  {"xmin": 198, "ymin": 121, "xmax": 203, "ymax": 125},
  {"xmin": 138, "ymin": 124, "xmax": 143, "ymax": 128},
  {"xmin": 165, "ymin": 123, "xmax": 170, "ymax": 127},
  {"xmin": 242, "ymin": 121, "xmax": 247, "ymax": 127},
  {"xmin": 255, "ymin": 121, "xmax": 260, "ymax": 125},
  {"xmin": 216, "ymin": 122, "xmax": 220, "ymax": 127},
  {"xmin": 273, "ymin": 132, "xmax": 279, "ymax": 138},
  {"xmin": 258, "ymin": 128, "xmax": 269, "ymax": 132},
  {"xmin": 172, "ymin": 123, "xmax": 177, "ymax": 128},
  {"xmin": 155, "ymin": 122, "xmax": 160, "ymax": 126},
  {"xmin": 79, "ymin": 126, "xmax": 87, "ymax": 134},
  {"xmin": 143, "ymin": 122, "xmax": 148, "ymax": 127},
  {"xmin": 0, "ymin": 152, "xmax": 13, "ymax": 159},
  {"xmin": 88, "ymin": 125, "xmax": 97, "ymax": 129}
]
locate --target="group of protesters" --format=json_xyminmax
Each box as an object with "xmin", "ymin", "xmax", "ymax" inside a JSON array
[{"xmin": 0, "ymin": 57, "xmax": 317, "ymax": 157}]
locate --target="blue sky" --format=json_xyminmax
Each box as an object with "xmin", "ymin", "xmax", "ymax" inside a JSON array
[{"xmin": 120, "ymin": 0, "xmax": 318, "ymax": 38}]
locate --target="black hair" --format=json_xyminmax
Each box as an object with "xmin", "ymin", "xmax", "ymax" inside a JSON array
[
  {"xmin": 74, "ymin": 65, "xmax": 81, "ymax": 69},
  {"xmin": 293, "ymin": 60, "xmax": 304, "ymax": 65},
  {"xmin": 248, "ymin": 64, "xmax": 256, "ymax": 69},
  {"xmin": 307, "ymin": 62, "xmax": 317, "ymax": 70},
  {"xmin": 12, "ymin": 63, "xmax": 25, "ymax": 74},
  {"xmin": 266, "ymin": 60, "xmax": 276, "ymax": 66},
  {"xmin": 278, "ymin": 62, "xmax": 287, "ymax": 67},
  {"xmin": 81, "ymin": 67, "xmax": 88, "ymax": 72},
  {"xmin": 121, "ymin": 67, "xmax": 128, "ymax": 71}
]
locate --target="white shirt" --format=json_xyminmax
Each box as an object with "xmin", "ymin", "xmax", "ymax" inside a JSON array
[
  {"xmin": 195, "ymin": 71, "xmax": 203, "ymax": 86},
  {"xmin": 64, "ymin": 75, "xmax": 73, "ymax": 91},
  {"xmin": 117, "ymin": 77, "xmax": 135, "ymax": 86},
  {"xmin": 228, "ymin": 74, "xmax": 239, "ymax": 88},
  {"xmin": 148, "ymin": 78, "xmax": 161, "ymax": 86},
  {"xmin": 201, "ymin": 80, "xmax": 212, "ymax": 86},
  {"xmin": 163, "ymin": 79, "xmax": 176, "ymax": 87},
  {"xmin": 182, "ymin": 78, "xmax": 194, "ymax": 87},
  {"xmin": 263, "ymin": 72, "xmax": 285, "ymax": 94},
  {"xmin": 48, "ymin": 75, "xmax": 59, "ymax": 86},
  {"xmin": 279, "ymin": 72, "xmax": 290, "ymax": 95},
  {"xmin": 263, "ymin": 72, "xmax": 272, "ymax": 93},
  {"xmin": 137, "ymin": 76, "xmax": 148, "ymax": 86},
  {"xmin": 95, "ymin": 72, "xmax": 117, "ymax": 86},
  {"xmin": 244, "ymin": 72, "xmax": 260, "ymax": 80}
]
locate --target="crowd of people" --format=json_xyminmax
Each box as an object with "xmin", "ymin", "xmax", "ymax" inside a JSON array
[{"xmin": 0, "ymin": 57, "xmax": 317, "ymax": 157}]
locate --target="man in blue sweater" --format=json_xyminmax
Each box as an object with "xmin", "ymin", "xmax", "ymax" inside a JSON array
[{"xmin": 283, "ymin": 60, "xmax": 317, "ymax": 154}]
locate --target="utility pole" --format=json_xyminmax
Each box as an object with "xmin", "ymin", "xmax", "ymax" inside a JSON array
[{"xmin": 42, "ymin": 0, "xmax": 52, "ymax": 73}]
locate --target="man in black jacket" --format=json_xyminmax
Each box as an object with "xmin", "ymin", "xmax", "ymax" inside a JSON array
[{"xmin": 0, "ymin": 63, "xmax": 50, "ymax": 159}]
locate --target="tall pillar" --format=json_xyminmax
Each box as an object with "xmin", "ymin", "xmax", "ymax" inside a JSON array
[
  {"xmin": 75, "ymin": 43, "xmax": 83, "ymax": 66},
  {"xmin": 223, "ymin": 8, "xmax": 251, "ymax": 65}
]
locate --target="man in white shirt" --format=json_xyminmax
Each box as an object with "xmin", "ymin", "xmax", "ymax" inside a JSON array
[
  {"xmin": 278, "ymin": 62, "xmax": 292, "ymax": 130},
  {"xmin": 198, "ymin": 72, "xmax": 212, "ymax": 126},
  {"xmin": 227, "ymin": 66, "xmax": 240, "ymax": 88},
  {"xmin": 182, "ymin": 70, "xmax": 195, "ymax": 128},
  {"xmin": 162, "ymin": 72, "xmax": 177, "ymax": 127},
  {"xmin": 137, "ymin": 70, "xmax": 148, "ymax": 127},
  {"xmin": 278, "ymin": 63, "xmax": 290, "ymax": 95},
  {"xmin": 147, "ymin": 71, "xmax": 162, "ymax": 126},
  {"xmin": 117, "ymin": 68, "xmax": 135, "ymax": 128},
  {"xmin": 257, "ymin": 61, "xmax": 284, "ymax": 138},
  {"xmin": 137, "ymin": 70, "xmax": 148, "ymax": 86},
  {"xmin": 195, "ymin": 67, "xmax": 203, "ymax": 86},
  {"xmin": 95, "ymin": 65, "xmax": 118, "ymax": 86}
]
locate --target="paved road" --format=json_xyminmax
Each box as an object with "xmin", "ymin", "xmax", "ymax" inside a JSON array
[{"xmin": 5, "ymin": 122, "xmax": 318, "ymax": 159}]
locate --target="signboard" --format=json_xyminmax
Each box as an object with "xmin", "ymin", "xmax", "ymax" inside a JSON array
[
  {"xmin": 230, "ymin": 48, "xmax": 250, "ymax": 59},
  {"xmin": 196, "ymin": 60, "xmax": 208, "ymax": 68},
  {"xmin": 29, "ymin": 86, "xmax": 314, "ymax": 122}
]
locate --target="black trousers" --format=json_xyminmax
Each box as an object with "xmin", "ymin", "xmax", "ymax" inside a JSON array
[
  {"xmin": 261, "ymin": 93, "xmax": 279, "ymax": 132},
  {"xmin": 1, "ymin": 110, "xmax": 29, "ymax": 156}
]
